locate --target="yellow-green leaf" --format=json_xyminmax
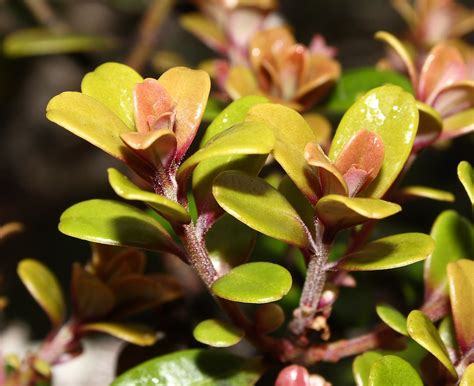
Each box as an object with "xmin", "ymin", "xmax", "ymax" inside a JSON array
[
  {"xmin": 376, "ymin": 303, "xmax": 408, "ymax": 336},
  {"xmin": 329, "ymin": 85, "xmax": 418, "ymax": 198},
  {"xmin": 213, "ymin": 171, "xmax": 309, "ymax": 247},
  {"xmin": 80, "ymin": 322, "xmax": 158, "ymax": 346},
  {"xmin": 316, "ymin": 195, "xmax": 401, "ymax": 229},
  {"xmin": 397, "ymin": 185, "xmax": 454, "ymax": 202},
  {"xmin": 179, "ymin": 14, "xmax": 227, "ymax": 53},
  {"xmin": 416, "ymin": 101, "xmax": 442, "ymax": 148},
  {"xmin": 193, "ymin": 319, "xmax": 244, "ymax": 347},
  {"xmin": 407, "ymin": 310, "xmax": 457, "ymax": 379},
  {"xmin": 368, "ymin": 355, "xmax": 423, "ymax": 386},
  {"xmin": 460, "ymin": 364, "xmax": 474, "ymax": 386},
  {"xmin": 81, "ymin": 62, "xmax": 143, "ymax": 129},
  {"xmin": 458, "ymin": 161, "xmax": 474, "ymax": 205},
  {"xmin": 339, "ymin": 233, "xmax": 434, "ymax": 271},
  {"xmin": 353, "ymin": 352, "xmax": 383, "ymax": 386},
  {"xmin": 17, "ymin": 259, "xmax": 65, "ymax": 327},
  {"xmin": 108, "ymin": 168, "xmax": 190, "ymax": 224}
]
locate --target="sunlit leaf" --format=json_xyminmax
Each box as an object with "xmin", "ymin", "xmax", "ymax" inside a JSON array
[
  {"xmin": 368, "ymin": 355, "xmax": 423, "ymax": 386},
  {"xmin": 458, "ymin": 161, "xmax": 474, "ymax": 205},
  {"xmin": 339, "ymin": 233, "xmax": 434, "ymax": 271},
  {"xmin": 447, "ymin": 260, "xmax": 474, "ymax": 354},
  {"xmin": 3, "ymin": 28, "xmax": 114, "ymax": 57},
  {"xmin": 80, "ymin": 322, "xmax": 158, "ymax": 346},
  {"xmin": 329, "ymin": 85, "xmax": 418, "ymax": 198},
  {"xmin": 193, "ymin": 319, "xmax": 244, "ymax": 347},
  {"xmin": 213, "ymin": 171, "xmax": 309, "ymax": 247},
  {"xmin": 59, "ymin": 199, "xmax": 181, "ymax": 255},
  {"xmin": 376, "ymin": 304, "xmax": 408, "ymax": 336},
  {"xmin": 108, "ymin": 168, "xmax": 190, "ymax": 224},
  {"xmin": 316, "ymin": 195, "xmax": 401, "ymax": 229},
  {"xmin": 212, "ymin": 262, "xmax": 292, "ymax": 304},
  {"xmin": 81, "ymin": 62, "xmax": 143, "ymax": 129},
  {"xmin": 424, "ymin": 210, "xmax": 473, "ymax": 298},
  {"xmin": 397, "ymin": 186, "xmax": 454, "ymax": 202},
  {"xmin": 111, "ymin": 349, "xmax": 264, "ymax": 386},
  {"xmin": 460, "ymin": 364, "xmax": 474, "ymax": 386},
  {"xmin": 17, "ymin": 259, "xmax": 65, "ymax": 327},
  {"xmin": 407, "ymin": 310, "xmax": 457, "ymax": 379},
  {"xmin": 353, "ymin": 351, "xmax": 383, "ymax": 386}
]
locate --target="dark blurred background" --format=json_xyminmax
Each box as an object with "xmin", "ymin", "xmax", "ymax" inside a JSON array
[{"xmin": 0, "ymin": 0, "xmax": 472, "ymax": 383}]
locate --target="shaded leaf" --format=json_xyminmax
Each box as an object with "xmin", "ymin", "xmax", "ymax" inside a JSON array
[
  {"xmin": 376, "ymin": 304, "xmax": 408, "ymax": 336},
  {"xmin": 442, "ymin": 109, "xmax": 474, "ymax": 141},
  {"xmin": 353, "ymin": 351, "xmax": 383, "ymax": 386},
  {"xmin": 17, "ymin": 259, "xmax": 65, "ymax": 327},
  {"xmin": 254, "ymin": 304, "xmax": 285, "ymax": 333},
  {"xmin": 397, "ymin": 186, "xmax": 454, "ymax": 202},
  {"xmin": 193, "ymin": 319, "xmax": 244, "ymax": 347},
  {"xmin": 329, "ymin": 85, "xmax": 418, "ymax": 198},
  {"xmin": 108, "ymin": 168, "xmax": 190, "ymax": 224},
  {"xmin": 438, "ymin": 316, "xmax": 458, "ymax": 353},
  {"xmin": 407, "ymin": 310, "xmax": 457, "ymax": 378},
  {"xmin": 458, "ymin": 161, "xmax": 474, "ymax": 205},
  {"xmin": 213, "ymin": 171, "xmax": 309, "ymax": 247},
  {"xmin": 339, "ymin": 233, "xmax": 434, "ymax": 271},
  {"xmin": 80, "ymin": 322, "xmax": 157, "ymax": 346},
  {"xmin": 415, "ymin": 101, "xmax": 442, "ymax": 149},
  {"xmin": 212, "ymin": 262, "xmax": 292, "ymax": 304},
  {"xmin": 81, "ymin": 62, "xmax": 142, "ymax": 129},
  {"xmin": 179, "ymin": 14, "xmax": 226, "ymax": 53},
  {"xmin": 59, "ymin": 199, "xmax": 181, "ymax": 255},
  {"xmin": 316, "ymin": 195, "xmax": 401, "ymax": 230},
  {"xmin": 447, "ymin": 260, "xmax": 474, "ymax": 354},
  {"xmin": 368, "ymin": 355, "xmax": 423, "ymax": 386},
  {"xmin": 111, "ymin": 349, "xmax": 264, "ymax": 386}
]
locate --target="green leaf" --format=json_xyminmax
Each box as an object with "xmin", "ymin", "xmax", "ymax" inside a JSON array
[
  {"xmin": 416, "ymin": 101, "xmax": 442, "ymax": 147},
  {"xmin": 212, "ymin": 262, "xmax": 292, "ymax": 304},
  {"xmin": 447, "ymin": 260, "xmax": 474, "ymax": 354},
  {"xmin": 81, "ymin": 62, "xmax": 143, "ymax": 129},
  {"xmin": 458, "ymin": 161, "xmax": 474, "ymax": 205},
  {"xmin": 326, "ymin": 67, "xmax": 413, "ymax": 114},
  {"xmin": 108, "ymin": 168, "xmax": 190, "ymax": 224},
  {"xmin": 202, "ymin": 97, "xmax": 225, "ymax": 121},
  {"xmin": 178, "ymin": 122, "xmax": 273, "ymax": 185},
  {"xmin": 59, "ymin": 199, "xmax": 181, "ymax": 255},
  {"xmin": 329, "ymin": 85, "xmax": 418, "ymax": 198},
  {"xmin": 376, "ymin": 304, "xmax": 408, "ymax": 336},
  {"xmin": 206, "ymin": 214, "xmax": 256, "ymax": 272},
  {"xmin": 397, "ymin": 185, "xmax": 454, "ymax": 202},
  {"xmin": 111, "ymin": 349, "xmax": 264, "ymax": 386},
  {"xmin": 438, "ymin": 316, "xmax": 458, "ymax": 353},
  {"xmin": 339, "ymin": 233, "xmax": 434, "ymax": 271},
  {"xmin": 213, "ymin": 171, "xmax": 309, "ymax": 247},
  {"xmin": 406, "ymin": 310, "xmax": 457, "ymax": 379},
  {"xmin": 461, "ymin": 363, "xmax": 474, "ymax": 386},
  {"xmin": 3, "ymin": 28, "xmax": 114, "ymax": 57},
  {"xmin": 316, "ymin": 195, "xmax": 401, "ymax": 230},
  {"xmin": 17, "ymin": 259, "xmax": 65, "ymax": 327},
  {"xmin": 368, "ymin": 355, "xmax": 423, "ymax": 386},
  {"xmin": 193, "ymin": 319, "xmax": 244, "ymax": 347},
  {"xmin": 424, "ymin": 210, "xmax": 473, "ymax": 298},
  {"xmin": 46, "ymin": 92, "xmax": 133, "ymax": 161},
  {"xmin": 353, "ymin": 352, "xmax": 383, "ymax": 386},
  {"xmin": 246, "ymin": 103, "xmax": 320, "ymax": 203},
  {"xmin": 80, "ymin": 322, "xmax": 157, "ymax": 346}
]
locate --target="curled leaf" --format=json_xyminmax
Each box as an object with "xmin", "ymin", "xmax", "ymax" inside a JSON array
[{"xmin": 80, "ymin": 322, "xmax": 158, "ymax": 346}]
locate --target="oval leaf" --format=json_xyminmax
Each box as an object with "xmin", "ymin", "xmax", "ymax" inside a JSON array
[
  {"xmin": 407, "ymin": 310, "xmax": 457, "ymax": 379},
  {"xmin": 339, "ymin": 233, "xmax": 434, "ymax": 271},
  {"xmin": 80, "ymin": 322, "xmax": 157, "ymax": 346},
  {"xmin": 329, "ymin": 85, "xmax": 419, "ymax": 198},
  {"xmin": 316, "ymin": 195, "xmax": 401, "ymax": 230},
  {"xmin": 461, "ymin": 364, "xmax": 474, "ymax": 386},
  {"xmin": 368, "ymin": 355, "xmax": 423, "ymax": 386},
  {"xmin": 212, "ymin": 262, "xmax": 292, "ymax": 304},
  {"xmin": 458, "ymin": 161, "xmax": 474, "ymax": 205},
  {"xmin": 193, "ymin": 319, "xmax": 244, "ymax": 347},
  {"xmin": 17, "ymin": 259, "xmax": 65, "ymax": 327},
  {"xmin": 213, "ymin": 171, "xmax": 309, "ymax": 247},
  {"xmin": 254, "ymin": 304, "xmax": 285, "ymax": 333},
  {"xmin": 59, "ymin": 199, "xmax": 181, "ymax": 255},
  {"xmin": 376, "ymin": 303, "xmax": 408, "ymax": 336},
  {"xmin": 353, "ymin": 351, "xmax": 383, "ymax": 386},
  {"xmin": 111, "ymin": 349, "xmax": 264, "ymax": 386},
  {"xmin": 108, "ymin": 168, "xmax": 190, "ymax": 224}
]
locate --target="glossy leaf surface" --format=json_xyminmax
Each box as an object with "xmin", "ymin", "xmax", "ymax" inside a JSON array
[
  {"xmin": 212, "ymin": 262, "xmax": 292, "ymax": 304},
  {"xmin": 111, "ymin": 349, "xmax": 264, "ymax": 386},
  {"xmin": 407, "ymin": 310, "xmax": 457, "ymax": 378},
  {"xmin": 193, "ymin": 319, "xmax": 244, "ymax": 347},
  {"xmin": 59, "ymin": 199, "xmax": 179, "ymax": 254},
  {"xmin": 376, "ymin": 304, "xmax": 408, "ymax": 336},
  {"xmin": 81, "ymin": 322, "xmax": 157, "ymax": 346},
  {"xmin": 458, "ymin": 161, "xmax": 474, "ymax": 205},
  {"xmin": 329, "ymin": 85, "xmax": 418, "ymax": 198},
  {"xmin": 108, "ymin": 168, "xmax": 190, "ymax": 223},
  {"xmin": 368, "ymin": 355, "xmax": 423, "ymax": 386},
  {"xmin": 339, "ymin": 233, "xmax": 434, "ymax": 271},
  {"xmin": 17, "ymin": 259, "xmax": 65, "ymax": 327},
  {"xmin": 213, "ymin": 171, "xmax": 309, "ymax": 247},
  {"xmin": 353, "ymin": 352, "xmax": 383, "ymax": 386}
]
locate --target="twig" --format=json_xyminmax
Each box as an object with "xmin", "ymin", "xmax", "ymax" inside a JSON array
[
  {"xmin": 23, "ymin": 0, "xmax": 68, "ymax": 33},
  {"xmin": 126, "ymin": 0, "xmax": 175, "ymax": 72}
]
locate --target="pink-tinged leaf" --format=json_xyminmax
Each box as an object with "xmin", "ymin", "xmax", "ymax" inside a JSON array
[
  {"xmin": 419, "ymin": 44, "xmax": 468, "ymax": 105},
  {"xmin": 304, "ymin": 142, "xmax": 348, "ymax": 196},
  {"xmin": 279, "ymin": 44, "xmax": 308, "ymax": 101},
  {"xmin": 275, "ymin": 365, "xmax": 310, "ymax": 386},
  {"xmin": 309, "ymin": 34, "xmax": 337, "ymax": 58},
  {"xmin": 432, "ymin": 80, "xmax": 474, "ymax": 118},
  {"xmin": 441, "ymin": 108, "xmax": 474, "ymax": 141},
  {"xmin": 335, "ymin": 129, "xmax": 385, "ymax": 196},
  {"xmin": 157, "ymin": 67, "xmax": 211, "ymax": 162},
  {"xmin": 227, "ymin": 8, "xmax": 265, "ymax": 53},
  {"xmin": 447, "ymin": 259, "xmax": 474, "ymax": 355},
  {"xmin": 179, "ymin": 13, "xmax": 227, "ymax": 54}
]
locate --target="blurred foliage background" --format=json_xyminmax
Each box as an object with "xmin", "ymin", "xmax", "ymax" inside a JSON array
[{"xmin": 0, "ymin": 0, "xmax": 472, "ymax": 384}]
